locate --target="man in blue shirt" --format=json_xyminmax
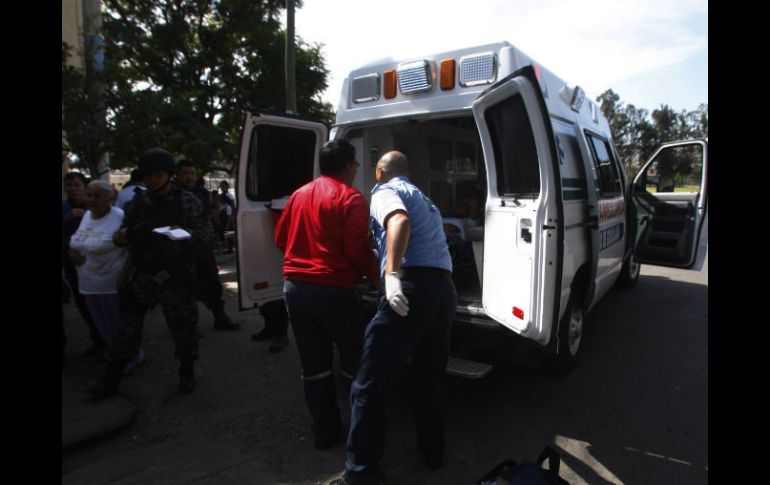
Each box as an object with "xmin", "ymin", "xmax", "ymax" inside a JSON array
[{"xmin": 334, "ymin": 151, "xmax": 457, "ymax": 485}]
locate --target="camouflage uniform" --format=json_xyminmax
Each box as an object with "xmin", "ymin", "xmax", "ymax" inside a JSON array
[{"xmin": 107, "ymin": 187, "xmax": 215, "ymax": 369}]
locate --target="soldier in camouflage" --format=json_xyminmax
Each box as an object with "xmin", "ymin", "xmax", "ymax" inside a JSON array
[{"xmin": 88, "ymin": 148, "xmax": 215, "ymax": 400}]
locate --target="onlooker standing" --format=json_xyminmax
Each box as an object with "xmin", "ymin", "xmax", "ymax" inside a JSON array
[
  {"xmin": 68, "ymin": 180, "xmax": 144, "ymax": 372},
  {"xmin": 219, "ymin": 180, "xmax": 235, "ymax": 205},
  {"xmin": 219, "ymin": 193, "xmax": 235, "ymax": 254},
  {"xmin": 175, "ymin": 159, "xmax": 239, "ymax": 330},
  {"xmin": 334, "ymin": 151, "xmax": 457, "ymax": 485},
  {"xmin": 62, "ymin": 171, "xmax": 105, "ymax": 356},
  {"xmin": 275, "ymin": 140, "xmax": 379, "ymax": 450},
  {"xmin": 115, "ymin": 168, "xmax": 146, "ymax": 209}
]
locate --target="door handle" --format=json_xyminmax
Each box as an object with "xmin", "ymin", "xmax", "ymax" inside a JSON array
[{"xmin": 581, "ymin": 216, "xmax": 598, "ymax": 229}]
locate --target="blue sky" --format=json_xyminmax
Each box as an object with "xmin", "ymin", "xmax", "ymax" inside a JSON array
[{"xmin": 288, "ymin": 0, "xmax": 707, "ymax": 114}]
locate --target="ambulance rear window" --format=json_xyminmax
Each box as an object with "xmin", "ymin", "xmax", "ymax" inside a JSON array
[
  {"xmin": 245, "ymin": 125, "xmax": 316, "ymax": 201},
  {"xmin": 484, "ymin": 93, "xmax": 540, "ymax": 197}
]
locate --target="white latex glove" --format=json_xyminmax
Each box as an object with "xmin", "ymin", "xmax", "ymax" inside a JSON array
[{"xmin": 385, "ymin": 272, "xmax": 410, "ymax": 316}]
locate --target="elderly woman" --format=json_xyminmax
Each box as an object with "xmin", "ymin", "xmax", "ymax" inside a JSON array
[
  {"xmin": 62, "ymin": 172, "xmax": 104, "ymax": 356},
  {"xmin": 68, "ymin": 180, "xmax": 144, "ymax": 372}
]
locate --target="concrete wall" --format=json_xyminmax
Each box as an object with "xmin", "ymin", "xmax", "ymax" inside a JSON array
[{"xmin": 62, "ymin": 0, "xmax": 84, "ymax": 69}]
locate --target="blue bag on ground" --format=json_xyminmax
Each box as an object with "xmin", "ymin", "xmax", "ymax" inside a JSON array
[{"xmin": 474, "ymin": 446, "xmax": 569, "ymax": 485}]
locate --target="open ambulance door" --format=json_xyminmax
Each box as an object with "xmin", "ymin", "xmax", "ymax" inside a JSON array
[
  {"xmin": 471, "ymin": 67, "xmax": 562, "ymax": 345},
  {"xmin": 235, "ymin": 112, "xmax": 327, "ymax": 310},
  {"xmin": 574, "ymin": 124, "xmax": 602, "ymax": 308},
  {"xmin": 631, "ymin": 139, "xmax": 708, "ymax": 270}
]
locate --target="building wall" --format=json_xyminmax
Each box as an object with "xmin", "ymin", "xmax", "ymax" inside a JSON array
[
  {"xmin": 62, "ymin": 0, "xmax": 84, "ymax": 69},
  {"xmin": 63, "ymin": 0, "xmax": 84, "ymax": 199}
]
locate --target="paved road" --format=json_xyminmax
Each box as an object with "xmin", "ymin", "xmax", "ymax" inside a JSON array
[{"xmin": 62, "ymin": 257, "xmax": 707, "ymax": 484}]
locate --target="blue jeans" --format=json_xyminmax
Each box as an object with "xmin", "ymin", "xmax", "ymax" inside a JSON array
[
  {"xmin": 283, "ymin": 279, "xmax": 367, "ymax": 443},
  {"xmin": 345, "ymin": 276, "xmax": 457, "ymax": 476}
]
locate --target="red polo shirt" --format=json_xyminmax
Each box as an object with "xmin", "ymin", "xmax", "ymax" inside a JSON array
[{"xmin": 274, "ymin": 175, "xmax": 379, "ymax": 288}]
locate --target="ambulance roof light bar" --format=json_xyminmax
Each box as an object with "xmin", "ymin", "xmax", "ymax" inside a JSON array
[
  {"xmin": 397, "ymin": 60, "xmax": 433, "ymax": 95},
  {"xmin": 459, "ymin": 52, "xmax": 497, "ymax": 87},
  {"xmin": 351, "ymin": 73, "xmax": 381, "ymax": 103}
]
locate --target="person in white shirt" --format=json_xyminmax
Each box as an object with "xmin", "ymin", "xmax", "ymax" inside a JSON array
[
  {"xmin": 115, "ymin": 169, "xmax": 146, "ymax": 209},
  {"xmin": 69, "ymin": 180, "xmax": 144, "ymax": 371}
]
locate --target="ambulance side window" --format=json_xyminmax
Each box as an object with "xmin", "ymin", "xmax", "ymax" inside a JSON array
[
  {"xmin": 245, "ymin": 125, "xmax": 316, "ymax": 201},
  {"xmin": 587, "ymin": 134, "xmax": 622, "ymax": 198}
]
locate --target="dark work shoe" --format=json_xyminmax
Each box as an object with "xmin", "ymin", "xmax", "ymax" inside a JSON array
[
  {"xmin": 423, "ymin": 451, "xmax": 443, "ymax": 469},
  {"xmin": 250, "ymin": 325, "xmax": 274, "ymax": 341},
  {"xmin": 421, "ymin": 443, "xmax": 445, "ymax": 469},
  {"xmin": 268, "ymin": 333, "xmax": 289, "ymax": 353},
  {"xmin": 178, "ymin": 362, "xmax": 196, "ymax": 394},
  {"xmin": 329, "ymin": 469, "xmax": 386, "ymax": 485},
  {"xmin": 80, "ymin": 342, "xmax": 106, "ymax": 357},
  {"xmin": 213, "ymin": 314, "xmax": 240, "ymax": 331}
]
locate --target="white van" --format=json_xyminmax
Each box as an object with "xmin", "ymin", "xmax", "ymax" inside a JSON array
[{"xmin": 235, "ymin": 41, "xmax": 708, "ymax": 375}]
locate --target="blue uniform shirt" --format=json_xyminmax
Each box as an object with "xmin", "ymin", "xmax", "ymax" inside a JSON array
[{"xmin": 370, "ymin": 176, "xmax": 452, "ymax": 276}]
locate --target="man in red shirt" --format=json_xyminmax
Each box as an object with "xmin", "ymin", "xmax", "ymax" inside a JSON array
[{"xmin": 275, "ymin": 139, "xmax": 379, "ymax": 450}]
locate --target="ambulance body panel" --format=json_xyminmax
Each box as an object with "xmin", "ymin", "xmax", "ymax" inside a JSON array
[{"xmin": 236, "ymin": 41, "xmax": 708, "ymax": 372}]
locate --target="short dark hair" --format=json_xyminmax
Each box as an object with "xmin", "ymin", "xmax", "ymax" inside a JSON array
[
  {"xmin": 64, "ymin": 172, "xmax": 88, "ymax": 185},
  {"xmin": 129, "ymin": 168, "xmax": 144, "ymax": 183},
  {"xmin": 319, "ymin": 139, "xmax": 356, "ymax": 176},
  {"xmin": 176, "ymin": 159, "xmax": 196, "ymax": 172}
]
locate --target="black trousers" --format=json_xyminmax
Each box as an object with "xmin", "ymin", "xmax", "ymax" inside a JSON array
[
  {"xmin": 195, "ymin": 251, "xmax": 224, "ymax": 309},
  {"xmin": 62, "ymin": 259, "xmax": 104, "ymax": 346}
]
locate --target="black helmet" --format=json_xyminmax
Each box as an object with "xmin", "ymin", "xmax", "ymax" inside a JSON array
[{"xmin": 138, "ymin": 148, "xmax": 176, "ymax": 175}]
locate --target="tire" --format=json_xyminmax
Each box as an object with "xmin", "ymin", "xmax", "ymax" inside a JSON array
[
  {"xmin": 552, "ymin": 288, "xmax": 584, "ymax": 374},
  {"xmin": 616, "ymin": 252, "xmax": 641, "ymax": 289}
]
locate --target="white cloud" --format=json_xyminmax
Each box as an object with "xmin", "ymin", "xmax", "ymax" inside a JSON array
[{"xmin": 290, "ymin": 0, "xmax": 707, "ymax": 112}]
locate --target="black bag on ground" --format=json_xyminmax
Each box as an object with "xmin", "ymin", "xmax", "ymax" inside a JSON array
[{"xmin": 473, "ymin": 446, "xmax": 569, "ymax": 485}]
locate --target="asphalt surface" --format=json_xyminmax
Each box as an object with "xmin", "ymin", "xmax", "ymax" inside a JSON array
[{"xmin": 62, "ymin": 255, "xmax": 707, "ymax": 484}]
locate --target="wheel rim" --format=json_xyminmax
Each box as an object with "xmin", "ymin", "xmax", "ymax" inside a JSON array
[{"xmin": 568, "ymin": 305, "xmax": 583, "ymax": 356}]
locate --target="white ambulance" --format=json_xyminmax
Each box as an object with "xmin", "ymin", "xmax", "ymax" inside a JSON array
[{"xmin": 235, "ymin": 41, "xmax": 708, "ymax": 375}]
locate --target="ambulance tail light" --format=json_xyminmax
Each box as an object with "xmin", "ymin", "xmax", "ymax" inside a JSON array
[
  {"xmin": 254, "ymin": 281, "xmax": 269, "ymax": 290},
  {"xmin": 383, "ymin": 69, "xmax": 397, "ymax": 99},
  {"xmin": 513, "ymin": 306, "xmax": 524, "ymax": 320},
  {"xmin": 440, "ymin": 59, "xmax": 456, "ymax": 90}
]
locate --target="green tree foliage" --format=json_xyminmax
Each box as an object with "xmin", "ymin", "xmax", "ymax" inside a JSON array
[
  {"xmin": 91, "ymin": 0, "xmax": 332, "ymax": 175},
  {"xmin": 596, "ymin": 89, "xmax": 708, "ymax": 181},
  {"xmin": 62, "ymin": 41, "xmax": 110, "ymax": 178}
]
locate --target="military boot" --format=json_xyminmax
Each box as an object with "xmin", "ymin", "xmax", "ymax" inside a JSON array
[
  {"xmin": 178, "ymin": 360, "xmax": 196, "ymax": 394},
  {"xmin": 212, "ymin": 301, "xmax": 239, "ymax": 330}
]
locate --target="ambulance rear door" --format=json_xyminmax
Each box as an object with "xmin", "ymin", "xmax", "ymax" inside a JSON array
[
  {"xmin": 471, "ymin": 67, "xmax": 562, "ymax": 345},
  {"xmin": 235, "ymin": 112, "xmax": 327, "ymax": 310}
]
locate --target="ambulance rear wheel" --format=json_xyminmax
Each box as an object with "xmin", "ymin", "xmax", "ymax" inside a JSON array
[
  {"xmin": 616, "ymin": 253, "xmax": 641, "ymax": 289},
  {"xmin": 553, "ymin": 290, "xmax": 584, "ymax": 374}
]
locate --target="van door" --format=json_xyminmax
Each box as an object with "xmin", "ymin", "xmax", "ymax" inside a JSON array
[
  {"xmin": 580, "ymin": 131, "xmax": 628, "ymax": 302},
  {"xmin": 471, "ymin": 68, "xmax": 561, "ymax": 345},
  {"xmin": 631, "ymin": 139, "xmax": 708, "ymax": 270},
  {"xmin": 235, "ymin": 112, "xmax": 327, "ymax": 310}
]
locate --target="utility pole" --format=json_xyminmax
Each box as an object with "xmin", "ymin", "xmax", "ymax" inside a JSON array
[
  {"xmin": 285, "ymin": 0, "xmax": 297, "ymax": 114},
  {"xmin": 82, "ymin": 0, "xmax": 110, "ymax": 180}
]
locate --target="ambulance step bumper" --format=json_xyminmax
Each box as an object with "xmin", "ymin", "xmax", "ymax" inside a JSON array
[{"xmin": 445, "ymin": 357, "xmax": 492, "ymax": 379}]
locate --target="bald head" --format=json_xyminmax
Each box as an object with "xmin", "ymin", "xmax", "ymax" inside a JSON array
[{"xmin": 376, "ymin": 151, "xmax": 410, "ymax": 183}]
